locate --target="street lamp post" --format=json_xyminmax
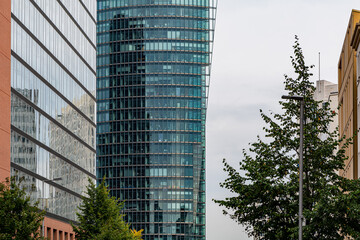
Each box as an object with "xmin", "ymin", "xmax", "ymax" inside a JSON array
[
  {"xmin": 41, "ymin": 177, "xmax": 62, "ymax": 237},
  {"xmin": 282, "ymin": 95, "xmax": 304, "ymax": 240}
]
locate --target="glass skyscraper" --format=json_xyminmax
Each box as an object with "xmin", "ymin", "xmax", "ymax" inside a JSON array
[
  {"xmin": 10, "ymin": 0, "xmax": 96, "ymax": 234},
  {"xmin": 97, "ymin": 1, "xmax": 216, "ymax": 239}
]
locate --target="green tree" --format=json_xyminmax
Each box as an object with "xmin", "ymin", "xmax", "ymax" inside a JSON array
[
  {"xmin": 213, "ymin": 36, "xmax": 360, "ymax": 239},
  {"xmin": 0, "ymin": 176, "xmax": 45, "ymax": 240},
  {"xmin": 72, "ymin": 178, "xmax": 142, "ymax": 240}
]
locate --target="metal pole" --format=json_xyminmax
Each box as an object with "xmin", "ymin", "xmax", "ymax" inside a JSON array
[
  {"xmin": 299, "ymin": 100, "xmax": 304, "ymax": 240},
  {"xmin": 281, "ymin": 95, "xmax": 304, "ymax": 239}
]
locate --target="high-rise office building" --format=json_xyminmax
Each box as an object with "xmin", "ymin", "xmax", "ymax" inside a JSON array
[
  {"xmin": 0, "ymin": 0, "xmax": 97, "ymax": 238},
  {"xmin": 97, "ymin": 1, "xmax": 216, "ymax": 239}
]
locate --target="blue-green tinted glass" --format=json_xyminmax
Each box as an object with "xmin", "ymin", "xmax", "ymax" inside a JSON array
[{"xmin": 97, "ymin": 1, "xmax": 216, "ymax": 239}]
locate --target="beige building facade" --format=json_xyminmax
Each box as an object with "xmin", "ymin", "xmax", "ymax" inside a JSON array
[
  {"xmin": 351, "ymin": 15, "xmax": 360, "ymax": 179},
  {"xmin": 338, "ymin": 10, "xmax": 360, "ymax": 179}
]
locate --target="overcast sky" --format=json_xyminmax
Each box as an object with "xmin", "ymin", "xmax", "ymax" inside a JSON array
[{"xmin": 206, "ymin": 1, "xmax": 360, "ymax": 239}]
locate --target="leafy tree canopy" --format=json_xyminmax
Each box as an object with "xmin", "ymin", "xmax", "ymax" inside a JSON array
[
  {"xmin": 0, "ymin": 176, "xmax": 44, "ymax": 240},
  {"xmin": 214, "ymin": 36, "xmax": 360, "ymax": 239},
  {"xmin": 73, "ymin": 178, "xmax": 143, "ymax": 240}
]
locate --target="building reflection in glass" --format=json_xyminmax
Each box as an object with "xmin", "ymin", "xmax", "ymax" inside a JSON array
[{"xmin": 10, "ymin": 0, "xmax": 97, "ymax": 222}]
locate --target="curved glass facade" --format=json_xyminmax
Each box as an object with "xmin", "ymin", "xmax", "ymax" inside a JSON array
[{"xmin": 97, "ymin": 1, "xmax": 216, "ymax": 239}]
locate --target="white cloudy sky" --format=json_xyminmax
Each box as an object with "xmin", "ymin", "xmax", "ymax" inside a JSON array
[{"xmin": 206, "ymin": 1, "xmax": 360, "ymax": 239}]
